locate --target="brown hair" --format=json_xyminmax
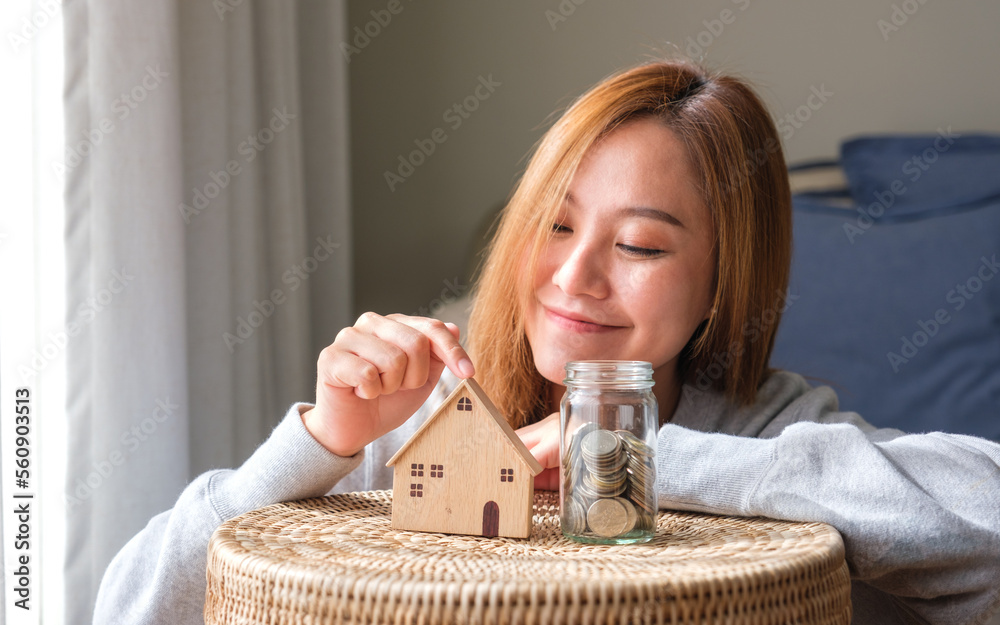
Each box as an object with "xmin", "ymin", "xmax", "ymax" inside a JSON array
[{"xmin": 468, "ymin": 59, "xmax": 792, "ymax": 428}]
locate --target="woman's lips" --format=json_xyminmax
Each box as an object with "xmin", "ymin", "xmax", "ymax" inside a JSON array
[{"xmin": 544, "ymin": 307, "xmax": 622, "ymax": 334}]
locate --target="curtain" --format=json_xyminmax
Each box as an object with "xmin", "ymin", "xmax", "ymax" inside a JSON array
[{"xmin": 62, "ymin": 0, "xmax": 351, "ymax": 619}]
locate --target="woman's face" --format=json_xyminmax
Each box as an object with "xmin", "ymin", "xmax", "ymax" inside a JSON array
[{"xmin": 524, "ymin": 117, "xmax": 716, "ymax": 389}]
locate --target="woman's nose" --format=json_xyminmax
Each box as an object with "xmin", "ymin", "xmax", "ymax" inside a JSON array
[{"xmin": 551, "ymin": 240, "xmax": 610, "ymax": 299}]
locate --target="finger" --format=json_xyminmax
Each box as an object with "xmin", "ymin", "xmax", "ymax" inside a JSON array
[
  {"xmin": 534, "ymin": 467, "xmax": 560, "ymax": 492},
  {"xmin": 319, "ymin": 350, "xmax": 384, "ymax": 400},
  {"xmin": 334, "ymin": 324, "xmax": 409, "ymax": 395},
  {"xmin": 389, "ymin": 315, "xmax": 475, "ymax": 379},
  {"xmin": 354, "ymin": 312, "xmax": 436, "ymax": 392},
  {"xmin": 527, "ymin": 430, "xmax": 561, "ymax": 471},
  {"xmin": 516, "ymin": 413, "xmax": 559, "ymax": 449}
]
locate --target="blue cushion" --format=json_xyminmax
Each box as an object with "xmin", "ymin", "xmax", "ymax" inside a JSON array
[
  {"xmin": 771, "ymin": 134, "xmax": 1000, "ymax": 440},
  {"xmin": 841, "ymin": 131, "xmax": 1000, "ymax": 218}
]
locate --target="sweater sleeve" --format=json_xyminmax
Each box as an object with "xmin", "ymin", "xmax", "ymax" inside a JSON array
[
  {"xmin": 656, "ymin": 418, "xmax": 1000, "ymax": 625},
  {"xmin": 92, "ymin": 402, "xmax": 363, "ymax": 625}
]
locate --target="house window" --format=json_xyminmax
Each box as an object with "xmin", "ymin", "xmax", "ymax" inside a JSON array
[
  {"xmin": 431, "ymin": 464, "xmax": 444, "ymax": 478},
  {"xmin": 457, "ymin": 397, "xmax": 472, "ymax": 411},
  {"xmin": 410, "ymin": 483, "xmax": 423, "ymax": 497},
  {"xmin": 500, "ymin": 468, "xmax": 514, "ymax": 482},
  {"xmin": 410, "ymin": 463, "xmax": 424, "ymax": 477}
]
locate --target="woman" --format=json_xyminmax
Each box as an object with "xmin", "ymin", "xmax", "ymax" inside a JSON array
[{"xmin": 94, "ymin": 60, "xmax": 1000, "ymax": 625}]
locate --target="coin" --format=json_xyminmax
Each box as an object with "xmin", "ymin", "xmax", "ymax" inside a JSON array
[
  {"xmin": 571, "ymin": 422, "xmax": 599, "ymax": 444},
  {"xmin": 631, "ymin": 508, "xmax": 655, "ymax": 533},
  {"xmin": 622, "ymin": 434, "xmax": 655, "ymax": 515},
  {"xmin": 617, "ymin": 430, "xmax": 653, "ymax": 454},
  {"xmin": 584, "ymin": 472, "xmax": 626, "ymax": 497},
  {"xmin": 587, "ymin": 450, "xmax": 628, "ymax": 473},
  {"xmin": 564, "ymin": 426, "xmax": 656, "ymax": 540},
  {"xmin": 626, "ymin": 461, "xmax": 653, "ymax": 492},
  {"xmin": 616, "ymin": 497, "xmax": 638, "ymax": 534},
  {"xmin": 581, "ymin": 430, "xmax": 620, "ymax": 458},
  {"xmin": 567, "ymin": 423, "xmax": 596, "ymax": 462},
  {"xmin": 587, "ymin": 498, "xmax": 630, "ymax": 537},
  {"xmin": 562, "ymin": 495, "xmax": 587, "ymax": 534},
  {"xmin": 575, "ymin": 474, "xmax": 600, "ymax": 500}
]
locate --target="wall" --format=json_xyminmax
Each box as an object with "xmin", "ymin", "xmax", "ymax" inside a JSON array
[{"xmin": 346, "ymin": 0, "xmax": 1000, "ymax": 317}]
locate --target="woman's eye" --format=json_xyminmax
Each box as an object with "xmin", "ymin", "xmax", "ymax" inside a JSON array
[
  {"xmin": 552, "ymin": 222, "xmax": 572, "ymax": 234},
  {"xmin": 618, "ymin": 244, "xmax": 664, "ymax": 258}
]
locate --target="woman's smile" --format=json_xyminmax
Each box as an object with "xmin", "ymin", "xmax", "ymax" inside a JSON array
[{"xmin": 542, "ymin": 305, "xmax": 626, "ymax": 334}]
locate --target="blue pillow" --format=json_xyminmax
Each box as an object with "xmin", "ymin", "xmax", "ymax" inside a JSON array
[
  {"xmin": 771, "ymin": 134, "xmax": 1000, "ymax": 440},
  {"xmin": 840, "ymin": 131, "xmax": 1000, "ymax": 218}
]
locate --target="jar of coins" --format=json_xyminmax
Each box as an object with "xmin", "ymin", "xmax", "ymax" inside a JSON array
[{"xmin": 560, "ymin": 361, "xmax": 657, "ymax": 544}]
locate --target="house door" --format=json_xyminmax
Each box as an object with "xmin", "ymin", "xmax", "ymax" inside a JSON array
[{"xmin": 482, "ymin": 501, "xmax": 499, "ymax": 537}]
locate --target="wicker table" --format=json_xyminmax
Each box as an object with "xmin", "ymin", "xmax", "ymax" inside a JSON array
[{"xmin": 205, "ymin": 490, "xmax": 850, "ymax": 624}]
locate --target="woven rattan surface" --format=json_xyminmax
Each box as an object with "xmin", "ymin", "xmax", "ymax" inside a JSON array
[{"xmin": 205, "ymin": 490, "xmax": 850, "ymax": 625}]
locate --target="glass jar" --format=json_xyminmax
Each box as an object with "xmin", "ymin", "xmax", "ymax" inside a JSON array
[{"xmin": 559, "ymin": 360, "xmax": 658, "ymax": 544}]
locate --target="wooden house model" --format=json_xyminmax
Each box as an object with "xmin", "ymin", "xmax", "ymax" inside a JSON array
[{"xmin": 386, "ymin": 378, "xmax": 543, "ymax": 538}]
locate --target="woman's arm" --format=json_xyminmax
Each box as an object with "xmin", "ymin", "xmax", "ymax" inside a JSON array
[
  {"xmin": 93, "ymin": 314, "xmax": 473, "ymax": 625},
  {"xmin": 658, "ymin": 415, "xmax": 1000, "ymax": 625},
  {"xmin": 91, "ymin": 403, "xmax": 363, "ymax": 625},
  {"xmin": 518, "ymin": 373, "xmax": 1000, "ymax": 623}
]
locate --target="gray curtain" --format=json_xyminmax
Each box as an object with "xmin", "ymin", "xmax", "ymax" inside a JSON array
[{"xmin": 63, "ymin": 0, "xmax": 351, "ymax": 619}]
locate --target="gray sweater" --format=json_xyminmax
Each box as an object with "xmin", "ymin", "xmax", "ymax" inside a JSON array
[{"xmin": 93, "ymin": 369, "xmax": 1000, "ymax": 624}]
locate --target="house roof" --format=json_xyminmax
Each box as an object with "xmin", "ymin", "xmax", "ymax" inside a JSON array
[{"xmin": 385, "ymin": 377, "xmax": 544, "ymax": 475}]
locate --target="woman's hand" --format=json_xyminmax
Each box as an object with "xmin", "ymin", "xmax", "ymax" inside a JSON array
[
  {"xmin": 517, "ymin": 412, "xmax": 561, "ymax": 491},
  {"xmin": 302, "ymin": 313, "xmax": 475, "ymax": 457}
]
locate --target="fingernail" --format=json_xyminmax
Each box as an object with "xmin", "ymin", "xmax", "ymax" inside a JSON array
[{"xmin": 458, "ymin": 358, "xmax": 475, "ymax": 378}]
